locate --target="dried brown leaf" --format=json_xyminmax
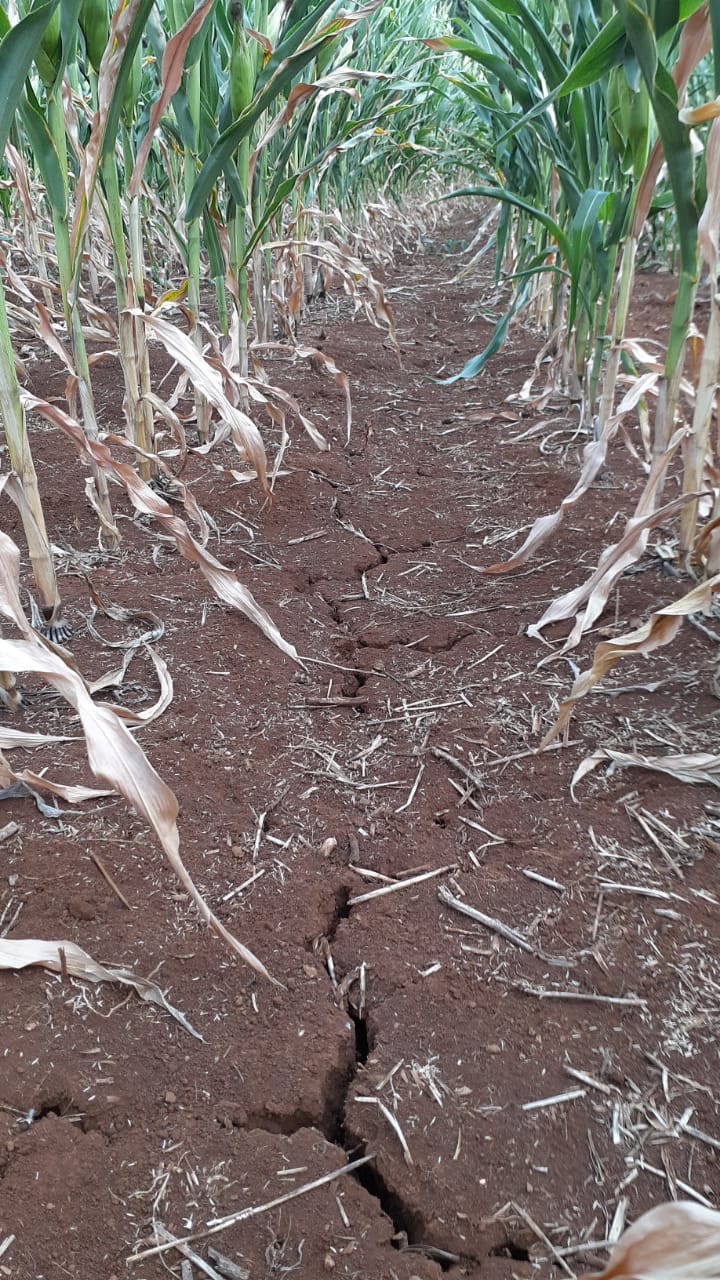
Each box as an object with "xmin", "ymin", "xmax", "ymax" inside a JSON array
[
  {"xmin": 680, "ymin": 97, "xmax": 720, "ymax": 127},
  {"xmin": 0, "ymin": 530, "xmax": 279, "ymax": 982},
  {"xmin": 543, "ymin": 573, "xmax": 720, "ymax": 746},
  {"xmin": 0, "ymin": 938, "xmax": 201, "ymax": 1038},
  {"xmin": 0, "ymin": 748, "xmax": 112, "ymax": 802},
  {"xmin": 531, "ymin": 441, "xmax": 693, "ymax": 648},
  {"xmin": 106, "ymin": 645, "xmax": 173, "ymax": 727},
  {"xmin": 19, "ymin": 393, "xmax": 299, "ymax": 664},
  {"xmin": 36, "ymin": 303, "xmax": 75, "ymax": 373},
  {"xmin": 572, "ymin": 748, "xmax": 720, "ymax": 797},
  {"xmin": 252, "ymin": 340, "xmax": 352, "ymax": 442},
  {"xmin": 0, "ymin": 728, "xmax": 77, "ymax": 749},
  {"xmin": 135, "ymin": 312, "xmax": 269, "ymax": 489},
  {"xmin": 478, "ymin": 374, "xmax": 663, "ymax": 578},
  {"xmin": 129, "ymin": 0, "xmax": 215, "ymax": 199}
]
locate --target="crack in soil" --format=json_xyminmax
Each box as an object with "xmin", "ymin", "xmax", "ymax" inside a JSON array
[{"xmin": 220, "ymin": 866, "xmax": 459, "ymax": 1270}]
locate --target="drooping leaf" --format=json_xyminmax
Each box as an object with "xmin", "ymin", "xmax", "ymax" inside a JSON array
[
  {"xmin": 543, "ymin": 573, "xmax": 720, "ymax": 747},
  {"xmin": 0, "ymin": 527, "xmax": 282, "ymax": 983}
]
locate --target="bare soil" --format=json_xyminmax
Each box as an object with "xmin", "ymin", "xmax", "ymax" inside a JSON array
[{"xmin": 1, "ymin": 215, "xmax": 720, "ymax": 1280}]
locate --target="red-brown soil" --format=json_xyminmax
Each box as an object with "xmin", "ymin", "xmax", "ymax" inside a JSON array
[{"xmin": 1, "ymin": 215, "xmax": 719, "ymax": 1280}]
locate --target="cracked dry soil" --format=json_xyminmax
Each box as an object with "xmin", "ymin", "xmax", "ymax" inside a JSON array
[{"xmin": 1, "ymin": 217, "xmax": 720, "ymax": 1278}]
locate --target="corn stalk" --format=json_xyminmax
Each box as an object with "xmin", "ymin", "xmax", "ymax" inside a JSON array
[{"xmin": 0, "ymin": 0, "xmax": 66, "ymax": 635}]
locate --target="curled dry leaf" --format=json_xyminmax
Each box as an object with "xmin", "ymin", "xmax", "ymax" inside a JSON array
[
  {"xmin": 0, "ymin": 529, "xmax": 279, "ymax": 984},
  {"xmin": 476, "ymin": 373, "xmax": 663, "ymax": 578},
  {"xmin": 531, "ymin": 431, "xmax": 693, "ymax": 649},
  {"xmin": 579, "ymin": 1200, "xmax": 720, "ymax": 1280},
  {"xmin": 572, "ymin": 748, "xmax": 720, "ymax": 798},
  {"xmin": 253, "ymin": 340, "xmax": 353, "ymax": 443},
  {"xmin": 89, "ymin": 644, "xmax": 173, "ymax": 727},
  {"xmin": 135, "ymin": 312, "xmax": 268, "ymax": 489},
  {"xmin": 543, "ymin": 572, "xmax": 720, "ymax": 747},
  {"xmin": 0, "ymin": 938, "xmax": 201, "ymax": 1039},
  {"xmin": 19, "ymin": 392, "xmax": 299, "ymax": 664},
  {"xmin": 86, "ymin": 579, "xmax": 164, "ymax": 649},
  {"xmin": 0, "ymin": 748, "xmax": 112, "ymax": 804}
]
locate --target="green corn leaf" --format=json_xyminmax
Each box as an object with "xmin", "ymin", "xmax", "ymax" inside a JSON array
[
  {"xmin": 487, "ymin": 0, "xmax": 567, "ymax": 89},
  {"xmin": 436, "ymin": 281, "xmax": 531, "ymax": 384},
  {"xmin": 202, "ymin": 204, "xmax": 225, "ymax": 280},
  {"xmin": 256, "ymin": 0, "xmax": 339, "ymax": 91},
  {"xmin": 566, "ymin": 187, "xmax": 611, "ymax": 330},
  {"xmin": 58, "ymin": 0, "xmax": 82, "ymax": 82},
  {"xmin": 447, "ymin": 184, "xmax": 571, "ymax": 265},
  {"xmin": 426, "ymin": 38, "xmax": 536, "ymax": 108},
  {"xmin": 18, "ymin": 82, "xmax": 66, "ymax": 213},
  {"xmin": 557, "ymin": 12, "xmax": 626, "ymax": 94},
  {"xmin": 0, "ymin": 0, "xmax": 59, "ymax": 155},
  {"xmin": 186, "ymin": 20, "xmax": 356, "ymax": 221},
  {"xmin": 617, "ymin": 0, "xmax": 699, "ymax": 380}
]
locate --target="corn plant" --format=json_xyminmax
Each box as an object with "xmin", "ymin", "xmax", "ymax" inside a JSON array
[
  {"xmin": 0, "ymin": 0, "xmax": 67, "ymax": 636},
  {"xmin": 426, "ymin": 2, "xmax": 718, "ymax": 609},
  {"xmin": 0, "ymin": 0, "xmax": 464, "ymax": 634}
]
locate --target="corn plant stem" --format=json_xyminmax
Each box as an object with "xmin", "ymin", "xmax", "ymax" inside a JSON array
[
  {"xmin": 587, "ymin": 241, "xmax": 620, "ymax": 420},
  {"xmin": 574, "ymin": 306, "xmax": 592, "ymax": 392},
  {"xmin": 128, "ymin": 196, "xmax": 158, "ymax": 480},
  {"xmin": 102, "ymin": 152, "xmax": 129, "ymax": 282},
  {"xmin": 46, "ymin": 103, "xmax": 74, "ymax": 333},
  {"xmin": 254, "ymin": 1, "xmax": 272, "ymax": 340},
  {"xmin": 46, "ymin": 91, "xmax": 118, "ymax": 543},
  {"xmin": 231, "ymin": 138, "xmax": 251, "ymax": 407},
  {"xmin": 185, "ymin": 59, "xmax": 211, "ymax": 443},
  {"xmin": 597, "ymin": 235, "xmax": 638, "ymax": 436},
  {"xmin": 0, "ymin": 273, "xmax": 61, "ymax": 624},
  {"xmin": 252, "ymin": 150, "xmax": 272, "ymax": 343},
  {"xmin": 102, "ymin": 150, "xmax": 152, "ymax": 479},
  {"xmin": 654, "ymin": 278, "xmax": 698, "ymax": 509},
  {"xmin": 680, "ymin": 296, "xmax": 720, "ymax": 556},
  {"xmin": 104, "ymin": 157, "xmax": 152, "ymax": 480}
]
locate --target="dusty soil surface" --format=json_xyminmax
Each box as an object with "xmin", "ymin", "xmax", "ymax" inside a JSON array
[{"xmin": 1, "ymin": 214, "xmax": 720, "ymax": 1280}]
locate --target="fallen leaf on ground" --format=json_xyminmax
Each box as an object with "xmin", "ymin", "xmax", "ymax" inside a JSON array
[
  {"xmin": 572, "ymin": 748, "xmax": 720, "ymax": 798},
  {"xmin": 0, "ymin": 938, "xmax": 201, "ymax": 1038}
]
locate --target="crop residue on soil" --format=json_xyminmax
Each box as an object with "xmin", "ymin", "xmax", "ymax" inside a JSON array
[{"xmin": 1, "ymin": 216, "xmax": 719, "ymax": 1278}]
